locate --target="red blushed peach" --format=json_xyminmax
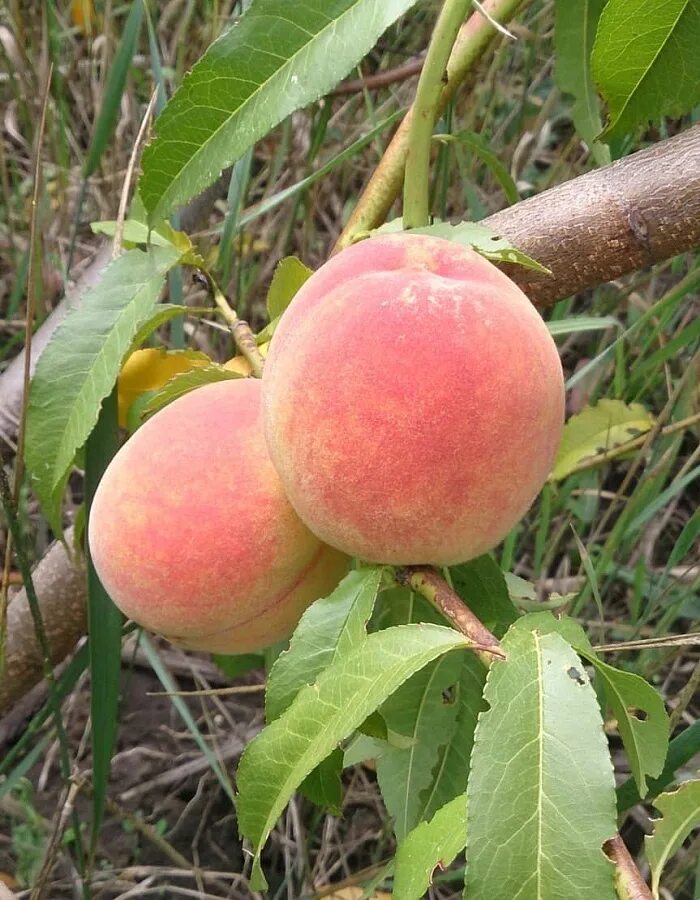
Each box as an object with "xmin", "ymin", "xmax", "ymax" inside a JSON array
[
  {"xmin": 88, "ymin": 379, "xmax": 348, "ymax": 654},
  {"xmin": 262, "ymin": 233, "xmax": 564, "ymax": 566}
]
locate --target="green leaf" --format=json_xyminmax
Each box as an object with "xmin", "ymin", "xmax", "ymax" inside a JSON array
[
  {"xmin": 551, "ymin": 399, "xmax": 655, "ymax": 481},
  {"xmin": 266, "ymin": 567, "xmax": 384, "ymax": 721},
  {"xmin": 579, "ymin": 650, "xmax": 669, "ymax": 797},
  {"xmin": 237, "ymin": 623, "xmax": 469, "ymax": 888},
  {"xmin": 465, "ymin": 618, "xmax": 617, "ymax": 900},
  {"xmin": 419, "ymin": 653, "xmax": 486, "ymax": 821},
  {"xmin": 406, "ymin": 221, "xmax": 552, "ymax": 274},
  {"xmin": 434, "ymin": 130, "xmax": 519, "ymax": 204},
  {"xmin": 25, "ymin": 245, "xmax": 180, "ymax": 531},
  {"xmin": 212, "ymin": 653, "xmax": 264, "ymax": 680},
  {"xmin": 449, "ymin": 556, "xmax": 519, "ymax": 638},
  {"xmin": 299, "ymin": 749, "xmax": 343, "ymax": 814},
  {"xmin": 85, "ymin": 389, "xmax": 123, "ymax": 854},
  {"xmin": 377, "ymin": 652, "xmax": 464, "ymax": 841},
  {"xmin": 617, "ymin": 720, "xmax": 700, "ymax": 813},
  {"xmin": 90, "ymin": 219, "xmax": 182, "ymax": 249},
  {"xmin": 128, "ymin": 304, "xmax": 201, "ymax": 350},
  {"xmin": 645, "ymin": 780, "xmax": 700, "ymax": 899},
  {"xmin": 140, "ymin": 0, "xmax": 419, "ymax": 220},
  {"xmin": 393, "ymin": 793, "xmax": 467, "ymax": 900},
  {"xmin": 266, "ymin": 256, "xmax": 313, "ymax": 321},
  {"xmin": 139, "ymin": 364, "xmax": 241, "ymax": 419},
  {"xmin": 591, "ymin": 0, "xmax": 700, "ymax": 141},
  {"xmin": 554, "ymin": 0, "xmax": 610, "ymax": 166},
  {"xmin": 83, "ymin": 0, "xmax": 144, "ymax": 177}
]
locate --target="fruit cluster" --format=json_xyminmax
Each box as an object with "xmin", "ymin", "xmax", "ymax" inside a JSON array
[{"xmin": 89, "ymin": 234, "xmax": 564, "ymax": 653}]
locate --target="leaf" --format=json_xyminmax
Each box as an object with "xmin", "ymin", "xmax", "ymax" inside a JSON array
[
  {"xmin": 266, "ymin": 567, "xmax": 384, "ymax": 721},
  {"xmin": 449, "ymin": 555, "xmax": 519, "ymax": 638},
  {"xmin": 139, "ymin": 364, "xmax": 241, "ymax": 419},
  {"xmin": 117, "ymin": 348, "xmax": 212, "ymax": 427},
  {"xmin": 237, "ymin": 624, "xmax": 469, "ymax": 888},
  {"xmin": 465, "ymin": 618, "xmax": 617, "ymax": 900},
  {"xmin": 266, "ymin": 256, "xmax": 313, "ymax": 321},
  {"xmin": 128, "ymin": 304, "xmax": 202, "ymax": 351},
  {"xmin": 591, "ymin": 0, "xmax": 700, "ymax": 141},
  {"xmin": 25, "ymin": 246, "xmax": 180, "ymax": 531},
  {"xmin": 645, "ymin": 780, "xmax": 700, "ymax": 899},
  {"xmin": 554, "ymin": 0, "xmax": 611, "ymax": 165},
  {"xmin": 406, "ymin": 221, "xmax": 552, "ymax": 273},
  {"xmin": 393, "ymin": 793, "xmax": 467, "ymax": 900},
  {"xmin": 435, "ymin": 131, "xmax": 519, "ymax": 204},
  {"xmin": 419, "ymin": 653, "xmax": 486, "ymax": 821},
  {"xmin": 579, "ymin": 650, "xmax": 669, "ymax": 797},
  {"xmin": 140, "ymin": 0, "xmax": 419, "ymax": 220},
  {"xmin": 90, "ymin": 219, "xmax": 182, "ymax": 249},
  {"xmin": 299, "ymin": 749, "xmax": 343, "ymax": 814},
  {"xmin": 551, "ymin": 399, "xmax": 655, "ymax": 481},
  {"xmin": 617, "ymin": 720, "xmax": 700, "ymax": 813},
  {"xmin": 376, "ymin": 652, "xmax": 464, "ymax": 841}
]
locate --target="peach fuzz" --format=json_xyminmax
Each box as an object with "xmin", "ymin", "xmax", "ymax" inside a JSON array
[
  {"xmin": 262, "ymin": 232, "xmax": 565, "ymax": 566},
  {"xmin": 88, "ymin": 379, "xmax": 348, "ymax": 653}
]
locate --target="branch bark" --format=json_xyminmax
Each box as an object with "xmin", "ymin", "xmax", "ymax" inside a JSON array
[
  {"xmin": 483, "ymin": 124, "xmax": 700, "ymax": 307},
  {"xmin": 0, "ymin": 528, "xmax": 86, "ymax": 713}
]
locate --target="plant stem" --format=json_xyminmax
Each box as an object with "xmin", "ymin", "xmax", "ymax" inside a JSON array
[
  {"xmin": 335, "ymin": 0, "xmax": 528, "ymax": 250},
  {"xmin": 604, "ymin": 834, "xmax": 653, "ymax": 900},
  {"xmin": 211, "ymin": 282, "xmax": 265, "ymax": 377},
  {"xmin": 403, "ymin": 0, "xmax": 471, "ymax": 228},
  {"xmin": 394, "ymin": 565, "xmax": 503, "ymax": 665}
]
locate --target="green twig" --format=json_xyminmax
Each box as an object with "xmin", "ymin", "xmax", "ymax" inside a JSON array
[
  {"xmin": 210, "ymin": 281, "xmax": 265, "ymax": 377},
  {"xmin": 403, "ymin": 0, "xmax": 471, "ymax": 228}
]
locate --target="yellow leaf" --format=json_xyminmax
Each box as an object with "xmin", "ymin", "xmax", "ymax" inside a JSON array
[
  {"xmin": 71, "ymin": 0, "xmax": 96, "ymax": 35},
  {"xmin": 222, "ymin": 341, "xmax": 270, "ymax": 377},
  {"xmin": 551, "ymin": 399, "xmax": 655, "ymax": 481},
  {"xmin": 118, "ymin": 348, "xmax": 211, "ymax": 427}
]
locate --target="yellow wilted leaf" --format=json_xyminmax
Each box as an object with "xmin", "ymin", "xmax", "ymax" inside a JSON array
[
  {"xmin": 222, "ymin": 341, "xmax": 270, "ymax": 377},
  {"xmin": 71, "ymin": 0, "xmax": 96, "ymax": 35},
  {"xmin": 118, "ymin": 348, "xmax": 211, "ymax": 427},
  {"xmin": 551, "ymin": 399, "xmax": 655, "ymax": 481}
]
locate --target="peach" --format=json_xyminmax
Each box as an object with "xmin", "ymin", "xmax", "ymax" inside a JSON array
[
  {"xmin": 262, "ymin": 233, "xmax": 564, "ymax": 566},
  {"xmin": 88, "ymin": 379, "xmax": 349, "ymax": 653}
]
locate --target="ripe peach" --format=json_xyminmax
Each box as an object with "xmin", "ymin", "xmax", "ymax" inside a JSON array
[
  {"xmin": 88, "ymin": 379, "xmax": 349, "ymax": 653},
  {"xmin": 262, "ymin": 233, "xmax": 565, "ymax": 566}
]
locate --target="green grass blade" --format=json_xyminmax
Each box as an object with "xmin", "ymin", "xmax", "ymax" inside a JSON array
[{"xmin": 85, "ymin": 389, "xmax": 123, "ymax": 856}]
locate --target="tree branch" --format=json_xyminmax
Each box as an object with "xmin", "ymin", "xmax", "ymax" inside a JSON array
[{"xmin": 483, "ymin": 124, "xmax": 700, "ymax": 307}]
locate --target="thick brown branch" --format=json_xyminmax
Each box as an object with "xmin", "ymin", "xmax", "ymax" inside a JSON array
[
  {"xmin": 0, "ymin": 529, "xmax": 86, "ymax": 713},
  {"xmin": 484, "ymin": 124, "xmax": 700, "ymax": 307}
]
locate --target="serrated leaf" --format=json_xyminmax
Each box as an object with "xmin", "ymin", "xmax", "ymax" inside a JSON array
[
  {"xmin": 139, "ymin": 364, "xmax": 241, "ymax": 419},
  {"xmin": 591, "ymin": 0, "xmax": 700, "ymax": 141},
  {"xmin": 343, "ymin": 734, "xmax": 388, "ymax": 768},
  {"xmin": 551, "ymin": 399, "xmax": 655, "ymax": 481},
  {"xmin": 465, "ymin": 618, "xmax": 617, "ymax": 900},
  {"xmin": 579, "ymin": 650, "xmax": 669, "ymax": 797},
  {"xmin": 117, "ymin": 347, "xmax": 212, "ymax": 427},
  {"xmin": 377, "ymin": 652, "xmax": 464, "ymax": 841},
  {"xmin": 554, "ymin": 0, "xmax": 610, "ymax": 166},
  {"xmin": 25, "ymin": 246, "xmax": 180, "ymax": 530},
  {"xmin": 140, "ymin": 0, "xmax": 419, "ymax": 221},
  {"xmin": 266, "ymin": 256, "xmax": 313, "ymax": 321},
  {"xmin": 129, "ymin": 304, "xmax": 202, "ymax": 351},
  {"xmin": 266, "ymin": 567, "xmax": 384, "ymax": 721},
  {"xmin": 449, "ymin": 555, "xmax": 519, "ymax": 638},
  {"xmin": 394, "ymin": 793, "xmax": 467, "ymax": 900},
  {"xmin": 90, "ymin": 219, "xmax": 188, "ymax": 250},
  {"xmin": 645, "ymin": 780, "xmax": 700, "ymax": 899},
  {"xmin": 407, "ymin": 221, "xmax": 551, "ymax": 273},
  {"xmin": 420, "ymin": 653, "xmax": 485, "ymax": 821},
  {"xmin": 237, "ymin": 623, "xmax": 469, "ymax": 889}
]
